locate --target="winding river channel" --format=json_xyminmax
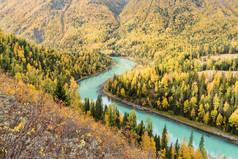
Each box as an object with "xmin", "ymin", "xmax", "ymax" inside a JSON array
[{"xmin": 78, "ymin": 57, "xmax": 238, "ymax": 159}]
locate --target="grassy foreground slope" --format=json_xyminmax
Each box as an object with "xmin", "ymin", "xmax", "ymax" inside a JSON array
[{"xmin": 0, "ymin": 73, "xmax": 152, "ymax": 159}]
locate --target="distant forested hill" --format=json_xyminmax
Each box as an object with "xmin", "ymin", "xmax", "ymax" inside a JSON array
[
  {"xmin": 0, "ymin": 0, "xmax": 238, "ymax": 58},
  {"xmin": 0, "ymin": 0, "xmax": 128, "ymax": 52},
  {"xmin": 115, "ymin": 0, "xmax": 238, "ymax": 58}
]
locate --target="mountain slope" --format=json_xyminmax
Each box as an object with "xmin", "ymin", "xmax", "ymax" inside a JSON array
[
  {"xmin": 0, "ymin": 0, "xmax": 128, "ymax": 52},
  {"xmin": 114, "ymin": 0, "xmax": 238, "ymax": 58},
  {"xmin": 105, "ymin": 0, "xmax": 238, "ymax": 142},
  {"xmin": 1, "ymin": 0, "xmax": 238, "ymax": 58},
  {"xmin": 0, "ymin": 29, "xmax": 112, "ymax": 106}
]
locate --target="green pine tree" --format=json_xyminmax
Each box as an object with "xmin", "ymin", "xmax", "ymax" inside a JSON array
[
  {"xmin": 95, "ymin": 95, "xmax": 103, "ymax": 121},
  {"xmin": 162, "ymin": 125, "xmax": 168, "ymax": 150},
  {"xmin": 188, "ymin": 131, "xmax": 194, "ymax": 147},
  {"xmin": 54, "ymin": 78, "xmax": 69, "ymax": 105}
]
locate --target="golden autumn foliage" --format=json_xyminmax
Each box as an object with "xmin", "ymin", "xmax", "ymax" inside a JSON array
[{"xmin": 141, "ymin": 131, "xmax": 156, "ymax": 157}]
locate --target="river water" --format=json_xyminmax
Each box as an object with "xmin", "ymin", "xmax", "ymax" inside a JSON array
[{"xmin": 78, "ymin": 57, "xmax": 238, "ymax": 159}]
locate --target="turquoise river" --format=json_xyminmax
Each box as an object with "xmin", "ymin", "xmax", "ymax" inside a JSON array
[{"xmin": 78, "ymin": 57, "xmax": 238, "ymax": 159}]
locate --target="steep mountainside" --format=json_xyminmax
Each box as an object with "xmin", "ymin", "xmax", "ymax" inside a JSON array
[
  {"xmin": 0, "ymin": 0, "xmax": 128, "ymax": 52},
  {"xmin": 0, "ymin": 29, "xmax": 112, "ymax": 106},
  {"xmin": 0, "ymin": 0, "xmax": 238, "ymax": 57},
  {"xmin": 115, "ymin": 0, "xmax": 238, "ymax": 58}
]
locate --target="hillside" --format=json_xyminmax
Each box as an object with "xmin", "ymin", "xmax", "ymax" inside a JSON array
[
  {"xmin": 0, "ymin": 27, "xmax": 154, "ymax": 159},
  {"xmin": 1, "ymin": 0, "xmax": 238, "ymax": 58},
  {"xmin": 0, "ymin": 0, "xmax": 238, "ymax": 58},
  {"xmin": 114, "ymin": 0, "xmax": 238, "ymax": 58},
  {"xmin": 105, "ymin": 0, "xmax": 238, "ymax": 135},
  {"xmin": 0, "ymin": 73, "xmax": 152, "ymax": 159},
  {"xmin": 105, "ymin": 0, "xmax": 238, "ymax": 141},
  {"xmin": 0, "ymin": 0, "xmax": 128, "ymax": 52},
  {"xmin": 0, "ymin": 29, "xmax": 112, "ymax": 108}
]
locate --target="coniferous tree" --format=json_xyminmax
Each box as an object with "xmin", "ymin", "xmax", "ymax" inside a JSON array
[
  {"xmin": 137, "ymin": 121, "xmax": 145, "ymax": 143},
  {"xmin": 199, "ymin": 135, "xmax": 205, "ymax": 151},
  {"xmin": 199, "ymin": 135, "xmax": 207, "ymax": 158},
  {"xmin": 95, "ymin": 95, "xmax": 103, "ymax": 121},
  {"xmin": 128, "ymin": 110, "xmax": 137, "ymax": 131},
  {"xmin": 90, "ymin": 102, "xmax": 96, "ymax": 118},
  {"xmin": 83, "ymin": 98, "xmax": 90, "ymax": 112},
  {"xmin": 154, "ymin": 135, "xmax": 161, "ymax": 156},
  {"xmin": 188, "ymin": 131, "xmax": 194, "ymax": 147},
  {"xmin": 146, "ymin": 117, "xmax": 153, "ymax": 137},
  {"xmin": 162, "ymin": 125, "xmax": 168, "ymax": 150},
  {"xmin": 54, "ymin": 78, "xmax": 69, "ymax": 105},
  {"xmin": 115, "ymin": 110, "xmax": 121, "ymax": 129},
  {"xmin": 166, "ymin": 143, "xmax": 173, "ymax": 159},
  {"xmin": 175, "ymin": 138, "xmax": 180, "ymax": 158},
  {"xmin": 122, "ymin": 112, "xmax": 129, "ymax": 127}
]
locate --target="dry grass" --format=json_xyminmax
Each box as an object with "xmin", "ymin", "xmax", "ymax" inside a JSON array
[
  {"xmin": 202, "ymin": 54, "xmax": 238, "ymax": 61},
  {"xmin": 0, "ymin": 72, "xmax": 152, "ymax": 159},
  {"xmin": 198, "ymin": 70, "xmax": 238, "ymax": 81},
  {"xmin": 198, "ymin": 54, "xmax": 238, "ymax": 65}
]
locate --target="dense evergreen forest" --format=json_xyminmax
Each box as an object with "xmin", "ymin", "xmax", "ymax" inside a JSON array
[
  {"xmin": 201, "ymin": 57, "xmax": 238, "ymax": 71},
  {"xmin": 103, "ymin": 0, "xmax": 238, "ymax": 137}
]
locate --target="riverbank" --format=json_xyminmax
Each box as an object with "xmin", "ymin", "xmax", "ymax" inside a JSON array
[{"xmin": 103, "ymin": 85, "xmax": 238, "ymax": 145}]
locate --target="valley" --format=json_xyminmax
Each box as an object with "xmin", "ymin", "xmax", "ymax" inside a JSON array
[{"xmin": 1, "ymin": 0, "xmax": 238, "ymax": 158}]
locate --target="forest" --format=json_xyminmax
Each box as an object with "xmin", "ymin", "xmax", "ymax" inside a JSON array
[
  {"xmin": 201, "ymin": 57, "xmax": 238, "ymax": 71},
  {"xmin": 106, "ymin": 52, "xmax": 238, "ymax": 136},
  {"xmin": 0, "ymin": 30, "xmax": 112, "ymax": 105},
  {"xmin": 105, "ymin": 0, "xmax": 238, "ymax": 136}
]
